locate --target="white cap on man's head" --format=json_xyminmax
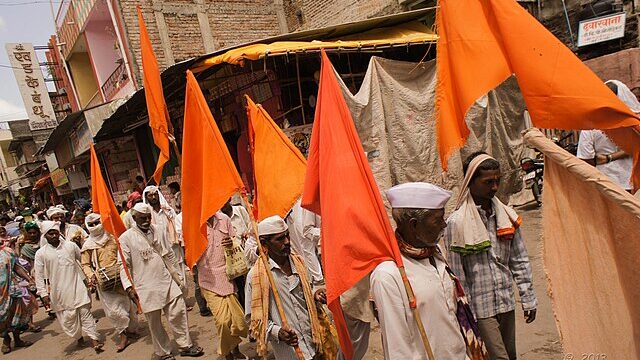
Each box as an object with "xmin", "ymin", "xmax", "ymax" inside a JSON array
[
  {"xmin": 132, "ymin": 203, "xmax": 152, "ymax": 214},
  {"xmin": 258, "ymin": 215, "xmax": 288, "ymax": 236},
  {"xmin": 385, "ymin": 182, "xmax": 452, "ymax": 209}
]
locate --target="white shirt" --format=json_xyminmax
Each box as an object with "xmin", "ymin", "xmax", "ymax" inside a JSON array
[
  {"xmin": 34, "ymin": 240, "xmax": 91, "ymax": 312},
  {"xmin": 577, "ymin": 129, "xmax": 632, "ymax": 190},
  {"xmin": 118, "ymin": 225, "xmax": 182, "ymax": 313},
  {"xmin": 229, "ymin": 205, "xmax": 251, "ymax": 240},
  {"xmin": 287, "ymin": 199, "xmax": 323, "ymax": 283},
  {"xmin": 370, "ymin": 254, "xmax": 468, "ymax": 360}
]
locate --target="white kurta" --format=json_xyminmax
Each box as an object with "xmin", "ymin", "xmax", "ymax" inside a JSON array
[
  {"xmin": 370, "ymin": 254, "xmax": 468, "ymax": 360},
  {"xmin": 287, "ymin": 199, "xmax": 323, "ymax": 283},
  {"xmin": 34, "ymin": 240, "xmax": 90, "ymax": 312},
  {"xmin": 118, "ymin": 225, "xmax": 183, "ymax": 313},
  {"xmin": 153, "ymin": 208, "xmax": 185, "ymax": 281}
]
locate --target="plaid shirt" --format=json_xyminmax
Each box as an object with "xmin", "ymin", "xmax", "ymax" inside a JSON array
[{"xmin": 445, "ymin": 205, "xmax": 538, "ymax": 319}]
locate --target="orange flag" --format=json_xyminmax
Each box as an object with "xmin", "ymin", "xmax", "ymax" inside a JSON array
[
  {"xmin": 301, "ymin": 51, "xmax": 403, "ymax": 360},
  {"xmin": 90, "ymin": 143, "xmax": 126, "ymax": 237},
  {"xmin": 246, "ymin": 95, "xmax": 307, "ymax": 221},
  {"xmin": 435, "ymin": 0, "xmax": 640, "ymax": 188},
  {"xmin": 138, "ymin": 5, "xmax": 170, "ymax": 184},
  {"xmin": 181, "ymin": 70, "xmax": 245, "ymax": 268}
]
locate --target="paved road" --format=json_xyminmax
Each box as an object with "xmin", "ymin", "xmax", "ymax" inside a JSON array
[{"xmin": 5, "ymin": 205, "xmax": 562, "ymax": 359}]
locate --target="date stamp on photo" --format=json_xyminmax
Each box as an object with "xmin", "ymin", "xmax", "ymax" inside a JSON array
[{"xmin": 564, "ymin": 354, "xmax": 607, "ymax": 360}]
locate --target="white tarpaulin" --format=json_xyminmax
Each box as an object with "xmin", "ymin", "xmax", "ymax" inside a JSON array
[{"xmin": 337, "ymin": 56, "xmax": 527, "ymax": 208}]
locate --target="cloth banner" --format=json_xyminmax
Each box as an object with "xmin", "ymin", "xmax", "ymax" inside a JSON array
[
  {"xmin": 524, "ymin": 128, "xmax": 640, "ymax": 359},
  {"xmin": 337, "ymin": 56, "xmax": 527, "ymax": 210}
]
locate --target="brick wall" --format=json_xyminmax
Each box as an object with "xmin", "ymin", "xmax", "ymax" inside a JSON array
[
  {"xmin": 284, "ymin": 0, "xmax": 404, "ymax": 31},
  {"xmin": 117, "ymin": 0, "xmax": 282, "ymax": 85}
]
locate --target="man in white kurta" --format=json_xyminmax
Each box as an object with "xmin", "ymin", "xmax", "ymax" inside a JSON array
[
  {"xmin": 143, "ymin": 186, "xmax": 186, "ymax": 282},
  {"xmin": 34, "ymin": 221, "xmax": 103, "ymax": 351},
  {"xmin": 370, "ymin": 183, "xmax": 471, "ymax": 360},
  {"xmin": 119, "ymin": 203, "xmax": 203, "ymax": 358},
  {"xmin": 286, "ymin": 198, "xmax": 324, "ymax": 284}
]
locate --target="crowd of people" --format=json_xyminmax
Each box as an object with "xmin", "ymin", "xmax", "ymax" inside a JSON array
[{"xmin": 0, "ymin": 152, "xmax": 541, "ymax": 360}]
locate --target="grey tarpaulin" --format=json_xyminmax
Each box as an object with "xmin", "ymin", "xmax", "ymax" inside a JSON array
[{"xmin": 336, "ymin": 56, "xmax": 527, "ymax": 211}]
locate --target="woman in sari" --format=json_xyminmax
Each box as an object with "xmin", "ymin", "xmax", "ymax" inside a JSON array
[{"xmin": 0, "ymin": 244, "xmax": 38, "ymax": 354}]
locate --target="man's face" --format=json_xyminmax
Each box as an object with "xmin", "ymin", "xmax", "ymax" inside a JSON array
[
  {"xmin": 0, "ymin": 220, "xmax": 7, "ymax": 227},
  {"xmin": 469, "ymin": 168, "xmax": 501, "ymax": 202},
  {"xmin": 26, "ymin": 229, "xmax": 39, "ymax": 241},
  {"xmin": 221, "ymin": 201, "xmax": 232, "ymax": 217},
  {"xmin": 146, "ymin": 192, "xmax": 160, "ymax": 206},
  {"xmin": 133, "ymin": 212, "xmax": 152, "ymax": 231},
  {"xmin": 0, "ymin": 227, "xmax": 7, "ymax": 238},
  {"xmin": 413, "ymin": 209, "xmax": 447, "ymax": 247},
  {"xmin": 45, "ymin": 229, "xmax": 60, "ymax": 245},
  {"xmin": 264, "ymin": 231, "xmax": 291, "ymax": 258},
  {"xmin": 50, "ymin": 213, "xmax": 66, "ymax": 223}
]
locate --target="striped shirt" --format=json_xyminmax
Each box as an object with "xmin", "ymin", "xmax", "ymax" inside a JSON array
[
  {"xmin": 445, "ymin": 205, "xmax": 537, "ymax": 319},
  {"xmin": 197, "ymin": 212, "xmax": 236, "ymax": 296}
]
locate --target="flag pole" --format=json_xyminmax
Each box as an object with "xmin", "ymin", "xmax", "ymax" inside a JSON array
[
  {"xmin": 116, "ymin": 237, "xmax": 143, "ymax": 314},
  {"xmin": 399, "ymin": 266, "xmax": 435, "ymax": 360},
  {"xmin": 241, "ymin": 192, "xmax": 306, "ymax": 360}
]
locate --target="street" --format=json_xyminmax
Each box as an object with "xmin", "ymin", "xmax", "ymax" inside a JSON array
[{"xmin": 4, "ymin": 204, "xmax": 562, "ymax": 360}]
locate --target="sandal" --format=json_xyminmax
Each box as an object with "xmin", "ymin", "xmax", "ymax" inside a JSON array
[
  {"xmin": 28, "ymin": 325, "xmax": 42, "ymax": 333},
  {"xmin": 92, "ymin": 340, "xmax": 104, "ymax": 353},
  {"xmin": 14, "ymin": 340, "xmax": 32, "ymax": 348},
  {"xmin": 160, "ymin": 355, "xmax": 176, "ymax": 360},
  {"xmin": 179, "ymin": 345, "xmax": 204, "ymax": 357}
]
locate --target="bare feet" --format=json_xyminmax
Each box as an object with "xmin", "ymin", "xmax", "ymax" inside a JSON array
[
  {"xmin": 116, "ymin": 333, "xmax": 129, "ymax": 352},
  {"xmin": 91, "ymin": 339, "xmax": 104, "ymax": 353}
]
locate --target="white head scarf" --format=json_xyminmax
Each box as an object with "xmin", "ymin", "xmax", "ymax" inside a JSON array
[
  {"xmin": 605, "ymin": 79, "xmax": 640, "ymax": 113},
  {"xmin": 143, "ymin": 186, "xmax": 171, "ymax": 210},
  {"xmin": 82, "ymin": 213, "xmax": 109, "ymax": 251},
  {"xmin": 132, "ymin": 202, "xmax": 152, "ymax": 214},
  {"xmin": 39, "ymin": 220, "xmax": 61, "ymax": 247},
  {"xmin": 46, "ymin": 206, "xmax": 66, "ymax": 219}
]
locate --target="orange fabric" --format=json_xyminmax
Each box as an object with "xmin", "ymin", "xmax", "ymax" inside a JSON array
[
  {"xmin": 181, "ymin": 70, "xmax": 245, "ymax": 268},
  {"xmin": 435, "ymin": 0, "xmax": 640, "ymax": 189},
  {"xmin": 90, "ymin": 143, "xmax": 126, "ymax": 237},
  {"xmin": 138, "ymin": 6, "xmax": 170, "ymax": 184},
  {"xmin": 301, "ymin": 51, "xmax": 403, "ymax": 360},
  {"xmin": 246, "ymin": 95, "xmax": 307, "ymax": 221}
]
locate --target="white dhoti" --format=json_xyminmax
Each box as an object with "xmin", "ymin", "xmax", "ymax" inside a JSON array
[
  {"xmin": 56, "ymin": 303, "xmax": 100, "ymax": 341},
  {"xmin": 145, "ymin": 295, "xmax": 192, "ymax": 356},
  {"xmin": 337, "ymin": 315, "xmax": 371, "ymax": 360},
  {"xmin": 172, "ymin": 243, "xmax": 186, "ymax": 282},
  {"xmin": 97, "ymin": 287, "xmax": 139, "ymax": 334}
]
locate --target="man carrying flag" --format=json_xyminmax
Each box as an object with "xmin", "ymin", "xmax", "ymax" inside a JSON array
[
  {"xmin": 119, "ymin": 203, "xmax": 203, "ymax": 359},
  {"xmin": 245, "ymin": 215, "xmax": 338, "ymax": 360},
  {"xmin": 371, "ymin": 182, "xmax": 487, "ymax": 360}
]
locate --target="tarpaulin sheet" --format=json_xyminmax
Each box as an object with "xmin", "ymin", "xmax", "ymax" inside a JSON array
[
  {"xmin": 336, "ymin": 56, "xmax": 527, "ymax": 210},
  {"xmin": 193, "ymin": 23, "xmax": 437, "ymax": 71},
  {"xmin": 524, "ymin": 128, "xmax": 640, "ymax": 359}
]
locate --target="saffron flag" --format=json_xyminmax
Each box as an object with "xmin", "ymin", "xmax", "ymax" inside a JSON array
[
  {"xmin": 435, "ymin": 0, "xmax": 640, "ymax": 188},
  {"xmin": 301, "ymin": 51, "xmax": 403, "ymax": 360},
  {"xmin": 138, "ymin": 5, "xmax": 170, "ymax": 184},
  {"xmin": 90, "ymin": 143, "xmax": 126, "ymax": 237},
  {"xmin": 246, "ymin": 95, "xmax": 307, "ymax": 221},
  {"xmin": 182, "ymin": 70, "xmax": 244, "ymax": 268}
]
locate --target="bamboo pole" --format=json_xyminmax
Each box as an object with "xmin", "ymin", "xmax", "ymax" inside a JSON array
[
  {"xmin": 399, "ymin": 266, "xmax": 435, "ymax": 360},
  {"xmin": 241, "ymin": 192, "xmax": 305, "ymax": 360}
]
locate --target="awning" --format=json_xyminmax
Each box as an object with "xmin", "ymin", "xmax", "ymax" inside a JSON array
[
  {"xmin": 191, "ymin": 22, "xmax": 437, "ymax": 71},
  {"xmin": 95, "ymin": 7, "xmax": 436, "ymax": 141}
]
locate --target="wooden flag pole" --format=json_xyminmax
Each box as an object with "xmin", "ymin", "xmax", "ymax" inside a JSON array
[
  {"xmin": 115, "ymin": 237, "xmax": 143, "ymax": 314},
  {"xmin": 399, "ymin": 266, "xmax": 435, "ymax": 360},
  {"xmin": 241, "ymin": 192, "xmax": 306, "ymax": 360}
]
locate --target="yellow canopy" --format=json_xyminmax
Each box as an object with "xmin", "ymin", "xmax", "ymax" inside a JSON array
[{"xmin": 192, "ymin": 22, "xmax": 437, "ymax": 72}]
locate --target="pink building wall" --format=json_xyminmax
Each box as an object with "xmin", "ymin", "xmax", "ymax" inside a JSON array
[{"xmin": 84, "ymin": 19, "xmax": 121, "ymax": 88}]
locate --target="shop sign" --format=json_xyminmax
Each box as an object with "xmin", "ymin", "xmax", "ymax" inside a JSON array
[
  {"xmin": 578, "ymin": 13, "xmax": 626, "ymax": 47},
  {"xmin": 4, "ymin": 43, "xmax": 57, "ymax": 131},
  {"xmin": 50, "ymin": 168, "xmax": 69, "ymax": 187}
]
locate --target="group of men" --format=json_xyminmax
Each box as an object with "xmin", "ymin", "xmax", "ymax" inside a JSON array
[{"xmin": 14, "ymin": 150, "xmax": 541, "ymax": 360}]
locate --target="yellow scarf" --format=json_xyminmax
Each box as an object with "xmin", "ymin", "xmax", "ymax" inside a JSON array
[{"xmin": 250, "ymin": 253, "xmax": 338, "ymax": 359}]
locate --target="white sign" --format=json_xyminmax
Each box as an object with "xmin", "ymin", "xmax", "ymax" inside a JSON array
[
  {"xmin": 578, "ymin": 13, "xmax": 626, "ymax": 47},
  {"xmin": 4, "ymin": 43, "xmax": 57, "ymax": 131}
]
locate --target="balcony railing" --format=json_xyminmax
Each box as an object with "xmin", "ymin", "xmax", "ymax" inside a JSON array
[{"xmin": 101, "ymin": 62, "xmax": 130, "ymax": 101}]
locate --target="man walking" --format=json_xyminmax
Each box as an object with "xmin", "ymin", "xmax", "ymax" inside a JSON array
[
  {"xmin": 119, "ymin": 203, "xmax": 203, "ymax": 359},
  {"xmin": 45, "ymin": 207, "xmax": 87, "ymax": 248},
  {"xmin": 446, "ymin": 152, "xmax": 537, "ymax": 360},
  {"xmin": 34, "ymin": 221, "xmax": 103, "ymax": 352}
]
